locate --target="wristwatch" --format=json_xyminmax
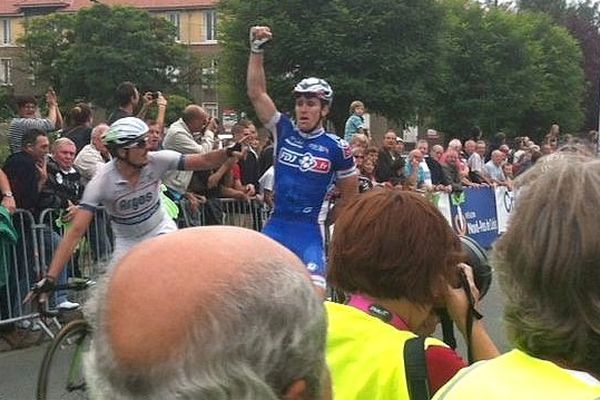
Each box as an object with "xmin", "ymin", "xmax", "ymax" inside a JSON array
[{"xmin": 2, "ymin": 192, "xmax": 13, "ymax": 198}]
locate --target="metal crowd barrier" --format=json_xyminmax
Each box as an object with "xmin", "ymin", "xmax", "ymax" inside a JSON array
[
  {"xmin": 179, "ymin": 197, "xmax": 270, "ymax": 231},
  {"xmin": 0, "ymin": 207, "xmax": 113, "ymax": 329},
  {"xmin": 0, "ymin": 209, "xmax": 40, "ymax": 327},
  {"xmin": 37, "ymin": 207, "xmax": 113, "ymax": 307},
  {"xmin": 0, "ymin": 199, "xmax": 270, "ymax": 329}
]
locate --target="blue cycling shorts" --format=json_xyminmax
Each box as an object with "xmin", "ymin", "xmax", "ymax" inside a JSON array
[{"xmin": 262, "ymin": 218, "xmax": 326, "ymax": 289}]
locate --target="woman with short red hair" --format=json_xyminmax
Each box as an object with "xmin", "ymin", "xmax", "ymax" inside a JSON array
[{"xmin": 326, "ymin": 189, "xmax": 498, "ymax": 398}]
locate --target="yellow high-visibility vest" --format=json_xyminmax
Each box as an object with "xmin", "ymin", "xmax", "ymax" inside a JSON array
[
  {"xmin": 433, "ymin": 349, "xmax": 600, "ymax": 400},
  {"xmin": 326, "ymin": 301, "xmax": 448, "ymax": 400}
]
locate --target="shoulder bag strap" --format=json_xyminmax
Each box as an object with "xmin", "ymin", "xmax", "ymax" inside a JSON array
[{"xmin": 404, "ymin": 336, "xmax": 431, "ymax": 400}]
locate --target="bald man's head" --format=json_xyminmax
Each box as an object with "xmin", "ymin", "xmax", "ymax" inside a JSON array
[
  {"xmin": 85, "ymin": 227, "xmax": 328, "ymax": 400},
  {"xmin": 182, "ymin": 105, "xmax": 208, "ymax": 133}
]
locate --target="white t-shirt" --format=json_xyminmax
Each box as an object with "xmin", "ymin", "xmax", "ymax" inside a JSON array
[
  {"xmin": 258, "ymin": 166, "xmax": 275, "ymax": 193},
  {"xmin": 419, "ymin": 160, "xmax": 432, "ymax": 186},
  {"xmin": 566, "ymin": 369, "xmax": 600, "ymax": 386},
  {"xmin": 80, "ymin": 150, "xmax": 184, "ymax": 239}
]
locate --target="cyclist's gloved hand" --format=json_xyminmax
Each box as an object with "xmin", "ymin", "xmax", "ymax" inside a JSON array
[
  {"xmin": 226, "ymin": 142, "xmax": 243, "ymax": 157},
  {"xmin": 226, "ymin": 134, "xmax": 252, "ymax": 158},
  {"xmin": 249, "ymin": 26, "xmax": 272, "ymax": 53},
  {"xmin": 24, "ymin": 276, "xmax": 56, "ymax": 304},
  {"xmin": 36, "ymin": 276, "xmax": 57, "ymax": 293}
]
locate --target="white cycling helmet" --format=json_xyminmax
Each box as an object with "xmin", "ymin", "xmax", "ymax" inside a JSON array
[
  {"xmin": 293, "ymin": 77, "xmax": 333, "ymax": 105},
  {"xmin": 103, "ymin": 117, "xmax": 149, "ymax": 148}
]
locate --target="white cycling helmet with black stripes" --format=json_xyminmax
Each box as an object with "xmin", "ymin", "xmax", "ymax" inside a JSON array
[
  {"xmin": 293, "ymin": 77, "xmax": 333, "ymax": 105},
  {"xmin": 102, "ymin": 117, "xmax": 149, "ymax": 148}
]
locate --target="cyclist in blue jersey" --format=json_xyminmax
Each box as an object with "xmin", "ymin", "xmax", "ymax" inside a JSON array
[{"xmin": 248, "ymin": 26, "xmax": 358, "ymax": 293}]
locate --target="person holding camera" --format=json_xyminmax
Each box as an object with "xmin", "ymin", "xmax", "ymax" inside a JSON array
[
  {"xmin": 433, "ymin": 155, "xmax": 600, "ymax": 399},
  {"xmin": 326, "ymin": 189, "xmax": 499, "ymax": 399},
  {"xmin": 106, "ymin": 81, "xmax": 155, "ymax": 126}
]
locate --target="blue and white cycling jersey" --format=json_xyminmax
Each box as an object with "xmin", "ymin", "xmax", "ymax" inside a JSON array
[{"xmin": 263, "ymin": 112, "xmax": 356, "ymax": 288}]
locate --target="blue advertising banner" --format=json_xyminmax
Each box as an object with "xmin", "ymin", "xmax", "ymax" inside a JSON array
[{"xmin": 449, "ymin": 187, "xmax": 499, "ymax": 248}]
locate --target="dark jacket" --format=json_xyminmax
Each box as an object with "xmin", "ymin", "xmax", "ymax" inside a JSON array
[
  {"xmin": 258, "ymin": 145, "xmax": 274, "ymax": 178},
  {"xmin": 3, "ymin": 152, "xmax": 40, "ymax": 213},
  {"xmin": 239, "ymin": 148, "xmax": 260, "ymax": 189},
  {"xmin": 425, "ymin": 156, "xmax": 449, "ymax": 186},
  {"xmin": 375, "ymin": 149, "xmax": 402, "ymax": 183},
  {"xmin": 64, "ymin": 126, "xmax": 92, "ymax": 155},
  {"xmin": 442, "ymin": 164, "xmax": 464, "ymax": 192},
  {"xmin": 37, "ymin": 156, "xmax": 83, "ymax": 211}
]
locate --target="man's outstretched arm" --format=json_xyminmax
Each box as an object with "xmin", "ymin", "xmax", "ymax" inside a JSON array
[{"xmin": 247, "ymin": 26, "xmax": 277, "ymax": 126}]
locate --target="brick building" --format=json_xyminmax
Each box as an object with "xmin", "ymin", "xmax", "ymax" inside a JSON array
[{"xmin": 0, "ymin": 0, "xmax": 220, "ymax": 115}]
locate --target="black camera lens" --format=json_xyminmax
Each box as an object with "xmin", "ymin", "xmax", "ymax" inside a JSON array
[{"xmin": 459, "ymin": 235, "xmax": 493, "ymax": 298}]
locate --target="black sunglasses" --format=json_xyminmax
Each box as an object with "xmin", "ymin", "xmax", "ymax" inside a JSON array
[{"xmin": 124, "ymin": 137, "xmax": 148, "ymax": 149}]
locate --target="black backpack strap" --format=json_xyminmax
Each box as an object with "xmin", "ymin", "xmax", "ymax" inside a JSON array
[{"xmin": 404, "ymin": 336, "xmax": 431, "ymax": 400}]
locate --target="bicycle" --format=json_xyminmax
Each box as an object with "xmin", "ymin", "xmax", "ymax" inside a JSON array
[{"xmin": 32, "ymin": 278, "xmax": 95, "ymax": 400}]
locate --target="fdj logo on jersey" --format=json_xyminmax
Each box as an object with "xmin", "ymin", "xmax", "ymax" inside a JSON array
[
  {"xmin": 279, "ymin": 148, "xmax": 331, "ymax": 173},
  {"xmin": 119, "ymin": 192, "xmax": 153, "ymax": 212}
]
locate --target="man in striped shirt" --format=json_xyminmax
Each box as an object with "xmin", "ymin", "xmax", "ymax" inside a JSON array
[{"xmin": 8, "ymin": 89, "xmax": 62, "ymax": 154}]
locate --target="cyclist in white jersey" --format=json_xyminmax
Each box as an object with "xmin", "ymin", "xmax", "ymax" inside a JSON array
[{"xmin": 33, "ymin": 117, "xmax": 246, "ymax": 293}]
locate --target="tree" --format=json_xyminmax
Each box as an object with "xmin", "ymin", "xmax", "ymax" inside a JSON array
[
  {"xmin": 218, "ymin": 0, "xmax": 446, "ymax": 133},
  {"xmin": 0, "ymin": 87, "xmax": 13, "ymax": 122},
  {"xmin": 564, "ymin": 1, "xmax": 600, "ymax": 131},
  {"xmin": 518, "ymin": 0, "xmax": 600, "ymax": 132},
  {"xmin": 432, "ymin": 0, "xmax": 584, "ymax": 140},
  {"xmin": 19, "ymin": 5, "xmax": 190, "ymax": 108},
  {"xmin": 518, "ymin": 0, "xmax": 567, "ymax": 21}
]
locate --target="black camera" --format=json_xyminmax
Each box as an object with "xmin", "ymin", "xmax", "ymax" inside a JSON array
[
  {"xmin": 150, "ymin": 91, "xmax": 160, "ymax": 99},
  {"xmin": 438, "ymin": 235, "xmax": 493, "ymax": 361},
  {"xmin": 459, "ymin": 235, "xmax": 493, "ymax": 298}
]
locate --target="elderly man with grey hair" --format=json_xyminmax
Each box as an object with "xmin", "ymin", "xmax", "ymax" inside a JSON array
[
  {"xmin": 483, "ymin": 150, "xmax": 507, "ymax": 185},
  {"xmin": 84, "ymin": 226, "xmax": 331, "ymax": 400}
]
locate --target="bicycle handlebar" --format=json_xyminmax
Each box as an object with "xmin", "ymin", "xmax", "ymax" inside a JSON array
[{"xmin": 30, "ymin": 278, "xmax": 95, "ymax": 296}]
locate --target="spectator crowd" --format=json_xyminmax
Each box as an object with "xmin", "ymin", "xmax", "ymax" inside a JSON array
[{"xmin": 0, "ymin": 86, "xmax": 599, "ymax": 399}]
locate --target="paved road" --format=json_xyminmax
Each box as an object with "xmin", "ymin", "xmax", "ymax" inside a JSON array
[
  {"xmin": 0, "ymin": 275, "xmax": 509, "ymax": 399},
  {"xmin": 0, "ymin": 344, "xmax": 47, "ymax": 399}
]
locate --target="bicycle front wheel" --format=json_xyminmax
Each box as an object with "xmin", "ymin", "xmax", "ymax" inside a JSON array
[{"xmin": 37, "ymin": 319, "xmax": 91, "ymax": 400}]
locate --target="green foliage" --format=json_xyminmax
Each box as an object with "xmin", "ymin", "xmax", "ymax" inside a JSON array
[
  {"xmin": 432, "ymin": 0, "xmax": 584, "ymax": 140},
  {"xmin": 518, "ymin": 0, "xmax": 600, "ymax": 131},
  {"xmin": 518, "ymin": 0, "xmax": 568, "ymax": 21},
  {"xmin": 18, "ymin": 13, "xmax": 74, "ymax": 90},
  {"xmin": 219, "ymin": 0, "xmax": 446, "ymax": 132},
  {"xmin": 0, "ymin": 87, "xmax": 14, "ymax": 122},
  {"xmin": 19, "ymin": 5, "xmax": 190, "ymax": 109},
  {"xmin": 560, "ymin": 1, "xmax": 600, "ymax": 131}
]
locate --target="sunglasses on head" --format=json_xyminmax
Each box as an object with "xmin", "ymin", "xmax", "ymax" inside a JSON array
[{"xmin": 124, "ymin": 137, "xmax": 148, "ymax": 149}]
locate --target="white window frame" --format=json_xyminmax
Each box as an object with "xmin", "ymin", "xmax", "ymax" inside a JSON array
[
  {"xmin": 202, "ymin": 102, "xmax": 218, "ymax": 118},
  {"xmin": 204, "ymin": 10, "xmax": 217, "ymax": 43},
  {"xmin": 2, "ymin": 19, "xmax": 10, "ymax": 45},
  {"xmin": 201, "ymin": 59, "xmax": 218, "ymax": 90},
  {"xmin": 167, "ymin": 12, "xmax": 181, "ymax": 42},
  {"xmin": 0, "ymin": 59, "xmax": 12, "ymax": 85}
]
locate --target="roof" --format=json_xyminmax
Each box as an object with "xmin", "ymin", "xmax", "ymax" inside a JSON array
[{"xmin": 1, "ymin": 0, "xmax": 217, "ymax": 15}]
